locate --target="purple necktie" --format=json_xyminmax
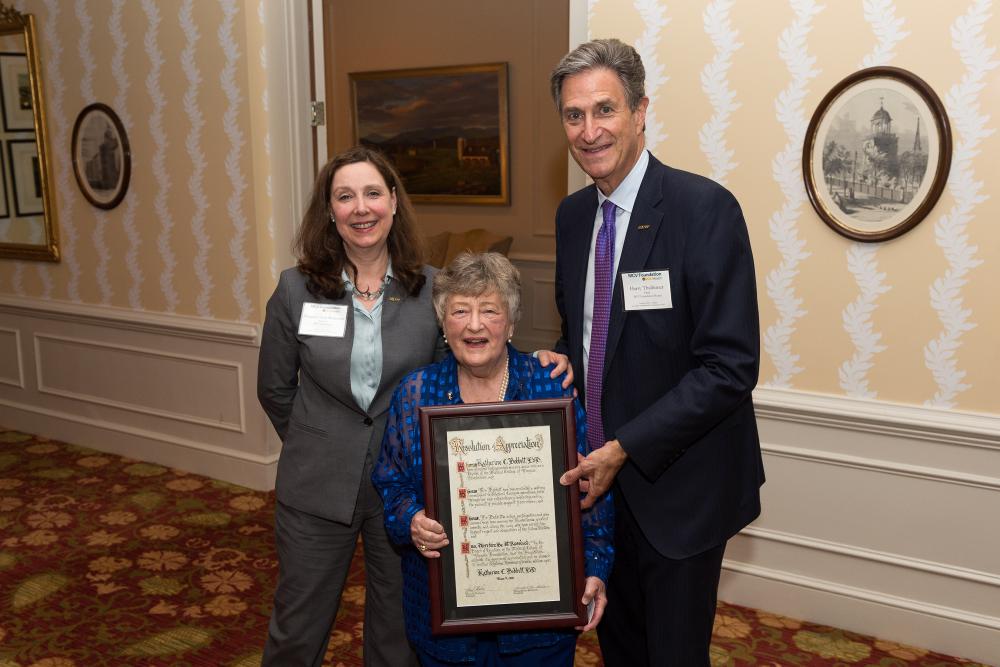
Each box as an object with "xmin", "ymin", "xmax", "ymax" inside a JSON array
[{"xmin": 586, "ymin": 200, "xmax": 616, "ymax": 452}]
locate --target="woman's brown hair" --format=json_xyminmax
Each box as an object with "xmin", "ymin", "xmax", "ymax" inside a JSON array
[{"xmin": 294, "ymin": 145, "xmax": 426, "ymax": 299}]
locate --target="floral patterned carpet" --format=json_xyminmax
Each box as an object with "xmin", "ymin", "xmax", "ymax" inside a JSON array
[{"xmin": 0, "ymin": 427, "xmax": 991, "ymax": 667}]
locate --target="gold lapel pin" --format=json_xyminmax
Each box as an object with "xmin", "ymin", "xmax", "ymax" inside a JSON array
[
  {"xmin": 388, "ymin": 296, "xmax": 401, "ymax": 302},
  {"xmin": 637, "ymin": 224, "xmax": 651, "ymax": 230}
]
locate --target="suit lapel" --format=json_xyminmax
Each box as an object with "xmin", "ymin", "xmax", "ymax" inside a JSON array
[
  {"xmin": 604, "ymin": 161, "xmax": 664, "ymax": 377},
  {"xmin": 565, "ymin": 188, "xmax": 599, "ymax": 366}
]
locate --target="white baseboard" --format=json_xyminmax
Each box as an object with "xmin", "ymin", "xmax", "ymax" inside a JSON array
[{"xmin": 719, "ymin": 563, "xmax": 999, "ymax": 664}]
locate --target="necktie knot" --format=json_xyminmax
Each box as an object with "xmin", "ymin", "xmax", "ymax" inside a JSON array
[{"xmin": 602, "ymin": 199, "xmax": 616, "ymax": 226}]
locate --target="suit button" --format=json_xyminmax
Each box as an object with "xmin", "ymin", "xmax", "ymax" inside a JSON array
[{"xmin": 363, "ymin": 417, "xmax": 373, "ymax": 426}]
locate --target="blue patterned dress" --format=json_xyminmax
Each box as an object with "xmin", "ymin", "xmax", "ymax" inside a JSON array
[{"xmin": 372, "ymin": 345, "xmax": 614, "ymax": 663}]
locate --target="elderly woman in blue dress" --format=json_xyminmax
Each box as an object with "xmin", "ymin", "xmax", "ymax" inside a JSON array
[{"xmin": 372, "ymin": 252, "xmax": 613, "ymax": 666}]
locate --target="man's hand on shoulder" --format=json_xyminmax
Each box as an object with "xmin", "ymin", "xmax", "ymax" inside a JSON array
[{"xmin": 559, "ymin": 439, "xmax": 627, "ymax": 509}]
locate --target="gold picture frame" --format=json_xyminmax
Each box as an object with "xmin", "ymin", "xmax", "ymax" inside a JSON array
[
  {"xmin": 0, "ymin": 3, "xmax": 58, "ymax": 261},
  {"xmin": 350, "ymin": 63, "xmax": 510, "ymax": 206}
]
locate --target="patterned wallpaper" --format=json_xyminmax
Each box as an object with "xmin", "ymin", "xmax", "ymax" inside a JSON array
[
  {"xmin": 588, "ymin": 0, "xmax": 999, "ymax": 414},
  {"xmin": 0, "ymin": 0, "xmax": 272, "ymax": 323}
]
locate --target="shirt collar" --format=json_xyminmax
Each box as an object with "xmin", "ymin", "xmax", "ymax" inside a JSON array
[{"xmin": 597, "ymin": 148, "xmax": 650, "ymax": 215}]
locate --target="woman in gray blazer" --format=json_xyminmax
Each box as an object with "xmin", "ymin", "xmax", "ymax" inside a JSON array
[{"xmin": 258, "ymin": 147, "xmax": 569, "ymax": 666}]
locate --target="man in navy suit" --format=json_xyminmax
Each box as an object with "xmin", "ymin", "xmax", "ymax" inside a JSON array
[{"xmin": 552, "ymin": 38, "xmax": 765, "ymax": 665}]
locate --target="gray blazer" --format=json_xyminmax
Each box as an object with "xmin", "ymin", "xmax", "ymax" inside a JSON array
[{"xmin": 258, "ymin": 266, "xmax": 443, "ymax": 523}]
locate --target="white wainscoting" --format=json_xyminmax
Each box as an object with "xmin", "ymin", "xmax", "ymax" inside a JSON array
[
  {"xmin": 724, "ymin": 387, "xmax": 1000, "ymax": 663},
  {"xmin": 0, "ymin": 295, "xmax": 279, "ymax": 490}
]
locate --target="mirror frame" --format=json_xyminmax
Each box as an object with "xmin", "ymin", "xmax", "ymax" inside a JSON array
[{"xmin": 0, "ymin": 4, "xmax": 59, "ymax": 262}]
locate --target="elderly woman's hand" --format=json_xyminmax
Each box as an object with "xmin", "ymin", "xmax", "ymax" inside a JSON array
[
  {"xmin": 410, "ymin": 509, "xmax": 449, "ymax": 558},
  {"xmin": 535, "ymin": 350, "xmax": 574, "ymax": 390},
  {"xmin": 576, "ymin": 576, "xmax": 608, "ymax": 632}
]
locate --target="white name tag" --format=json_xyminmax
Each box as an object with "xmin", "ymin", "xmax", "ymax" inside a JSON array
[
  {"xmin": 622, "ymin": 270, "xmax": 672, "ymax": 311},
  {"xmin": 298, "ymin": 303, "xmax": 348, "ymax": 337}
]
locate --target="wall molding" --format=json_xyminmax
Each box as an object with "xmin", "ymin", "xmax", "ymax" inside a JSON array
[
  {"xmin": 0, "ymin": 295, "xmax": 259, "ymax": 346},
  {"xmin": 755, "ymin": 385, "xmax": 1000, "ymax": 451},
  {"xmin": 0, "ymin": 326, "xmax": 24, "ymax": 388},
  {"xmin": 33, "ymin": 333, "xmax": 246, "ymax": 433},
  {"xmin": 0, "ymin": 396, "xmax": 277, "ymax": 466},
  {"xmin": 762, "ymin": 442, "xmax": 1000, "ymax": 491},
  {"xmin": 739, "ymin": 526, "xmax": 1000, "ymax": 588},
  {"xmin": 722, "ymin": 559, "xmax": 1000, "ymax": 631}
]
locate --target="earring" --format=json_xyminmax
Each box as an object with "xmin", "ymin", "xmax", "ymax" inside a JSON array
[
  {"xmin": 329, "ymin": 211, "xmax": 335, "ymax": 223},
  {"xmin": 442, "ymin": 333, "xmax": 448, "ymax": 345}
]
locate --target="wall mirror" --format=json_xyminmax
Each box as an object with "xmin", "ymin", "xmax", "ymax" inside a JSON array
[{"xmin": 0, "ymin": 4, "xmax": 58, "ymax": 261}]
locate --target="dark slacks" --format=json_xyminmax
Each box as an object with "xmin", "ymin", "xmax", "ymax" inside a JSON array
[
  {"xmin": 597, "ymin": 492, "xmax": 725, "ymax": 667},
  {"xmin": 262, "ymin": 464, "xmax": 417, "ymax": 667}
]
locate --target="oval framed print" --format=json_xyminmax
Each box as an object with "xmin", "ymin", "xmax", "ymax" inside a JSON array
[{"xmin": 803, "ymin": 66, "xmax": 951, "ymax": 242}]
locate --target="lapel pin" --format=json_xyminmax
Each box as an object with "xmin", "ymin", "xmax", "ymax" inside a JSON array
[
  {"xmin": 637, "ymin": 224, "xmax": 651, "ymax": 230},
  {"xmin": 388, "ymin": 296, "xmax": 401, "ymax": 302}
]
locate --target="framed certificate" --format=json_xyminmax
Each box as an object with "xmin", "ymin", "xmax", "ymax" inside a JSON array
[{"xmin": 419, "ymin": 397, "xmax": 587, "ymax": 634}]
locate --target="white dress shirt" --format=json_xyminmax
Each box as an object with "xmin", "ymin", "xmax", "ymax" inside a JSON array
[{"xmin": 582, "ymin": 149, "xmax": 650, "ymax": 380}]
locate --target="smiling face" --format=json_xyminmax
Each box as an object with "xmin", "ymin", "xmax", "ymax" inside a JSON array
[
  {"xmin": 443, "ymin": 291, "xmax": 512, "ymax": 376},
  {"xmin": 559, "ymin": 67, "xmax": 648, "ymax": 195},
  {"xmin": 329, "ymin": 161, "xmax": 397, "ymax": 256}
]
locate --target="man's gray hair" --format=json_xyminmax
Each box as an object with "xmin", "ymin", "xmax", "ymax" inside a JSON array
[
  {"xmin": 550, "ymin": 38, "xmax": 646, "ymax": 112},
  {"xmin": 432, "ymin": 252, "xmax": 522, "ymax": 326}
]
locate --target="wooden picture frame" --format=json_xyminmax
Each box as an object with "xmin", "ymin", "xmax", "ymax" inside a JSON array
[
  {"xmin": 803, "ymin": 66, "xmax": 951, "ymax": 242},
  {"xmin": 351, "ymin": 63, "xmax": 510, "ymax": 205},
  {"xmin": 71, "ymin": 102, "xmax": 131, "ymax": 210},
  {"xmin": 0, "ymin": 140, "xmax": 9, "ymax": 219},
  {"xmin": 6, "ymin": 138, "xmax": 41, "ymax": 216},
  {"xmin": 0, "ymin": 51, "xmax": 33, "ymax": 132},
  {"xmin": 419, "ymin": 397, "xmax": 587, "ymax": 634}
]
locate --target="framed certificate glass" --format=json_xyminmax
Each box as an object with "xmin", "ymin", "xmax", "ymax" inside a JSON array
[{"xmin": 419, "ymin": 397, "xmax": 587, "ymax": 634}]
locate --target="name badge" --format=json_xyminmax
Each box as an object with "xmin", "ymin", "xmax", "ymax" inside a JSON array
[
  {"xmin": 622, "ymin": 270, "xmax": 672, "ymax": 311},
  {"xmin": 298, "ymin": 303, "xmax": 348, "ymax": 337}
]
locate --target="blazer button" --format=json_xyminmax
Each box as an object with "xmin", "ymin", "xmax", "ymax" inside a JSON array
[{"xmin": 363, "ymin": 417, "xmax": 373, "ymax": 426}]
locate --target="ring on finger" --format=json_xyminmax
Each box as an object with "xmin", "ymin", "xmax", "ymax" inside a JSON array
[{"xmin": 418, "ymin": 544, "xmax": 427, "ymax": 552}]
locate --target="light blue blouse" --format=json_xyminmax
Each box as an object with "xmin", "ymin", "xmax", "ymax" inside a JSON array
[{"xmin": 342, "ymin": 264, "xmax": 394, "ymax": 412}]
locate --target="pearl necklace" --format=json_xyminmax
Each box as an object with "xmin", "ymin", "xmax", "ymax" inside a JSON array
[{"xmin": 497, "ymin": 360, "xmax": 509, "ymax": 401}]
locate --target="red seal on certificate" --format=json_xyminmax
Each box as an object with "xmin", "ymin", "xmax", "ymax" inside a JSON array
[
  {"xmin": 457, "ymin": 488, "xmax": 467, "ymax": 499},
  {"xmin": 459, "ymin": 515, "xmax": 468, "ymax": 527},
  {"xmin": 461, "ymin": 542, "xmax": 470, "ymax": 554},
  {"xmin": 457, "ymin": 461, "xmax": 465, "ymax": 472}
]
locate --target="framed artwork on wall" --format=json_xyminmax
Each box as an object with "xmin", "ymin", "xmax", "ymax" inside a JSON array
[
  {"xmin": 350, "ymin": 63, "xmax": 510, "ymax": 205},
  {"xmin": 803, "ymin": 66, "xmax": 951, "ymax": 242},
  {"xmin": 71, "ymin": 103, "xmax": 131, "ymax": 210},
  {"xmin": 0, "ymin": 52, "xmax": 33, "ymax": 132},
  {"xmin": 0, "ymin": 141, "xmax": 9, "ymax": 219},
  {"xmin": 6, "ymin": 138, "xmax": 41, "ymax": 216}
]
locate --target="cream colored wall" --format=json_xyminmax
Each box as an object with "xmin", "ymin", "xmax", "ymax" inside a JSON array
[
  {"xmin": 323, "ymin": 0, "xmax": 569, "ymax": 259},
  {"xmin": 0, "ymin": 0, "xmax": 275, "ymax": 323},
  {"xmin": 589, "ymin": 0, "xmax": 1000, "ymax": 416}
]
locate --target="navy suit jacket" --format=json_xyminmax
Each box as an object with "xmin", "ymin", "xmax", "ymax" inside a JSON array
[{"xmin": 555, "ymin": 154, "xmax": 764, "ymax": 559}]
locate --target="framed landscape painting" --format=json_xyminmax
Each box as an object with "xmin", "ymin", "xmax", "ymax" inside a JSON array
[
  {"xmin": 803, "ymin": 66, "xmax": 951, "ymax": 242},
  {"xmin": 350, "ymin": 63, "xmax": 509, "ymax": 205}
]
